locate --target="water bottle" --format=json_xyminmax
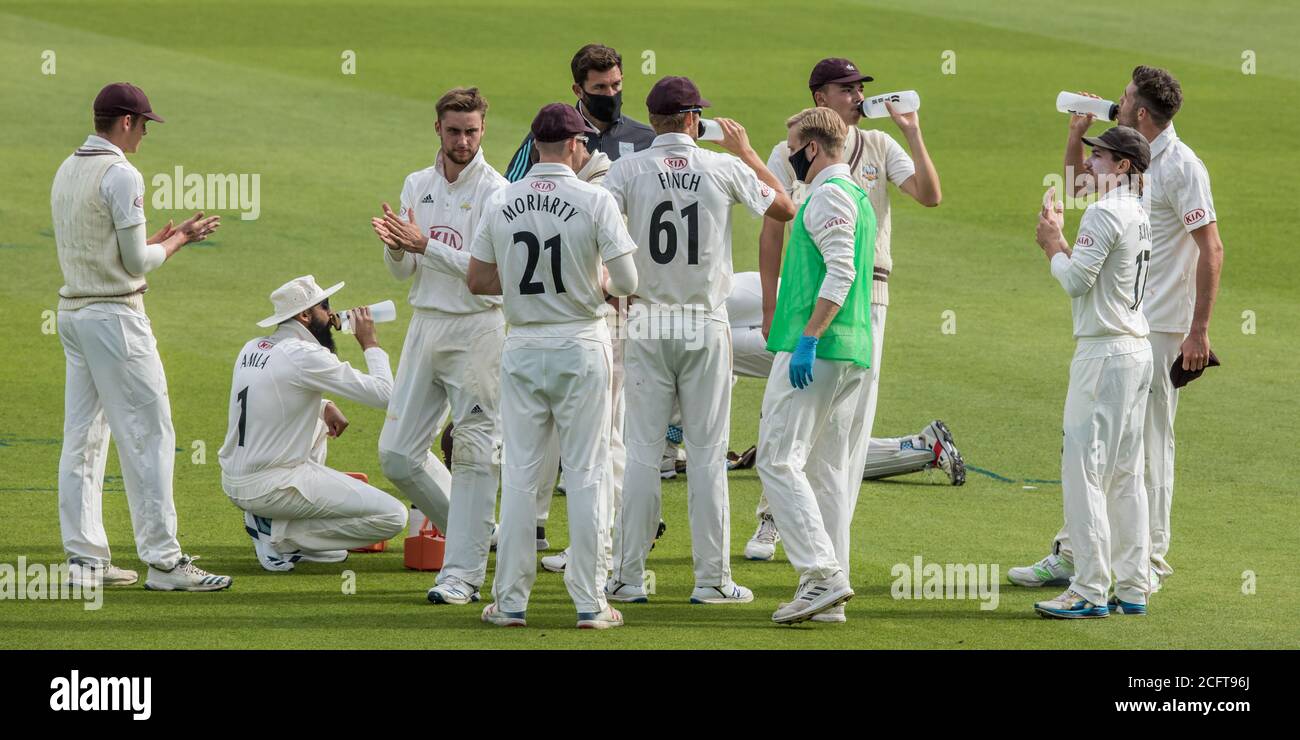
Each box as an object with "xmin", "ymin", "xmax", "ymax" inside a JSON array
[
  {"xmin": 860, "ymin": 90, "xmax": 920, "ymax": 119},
  {"xmin": 1056, "ymin": 91, "xmax": 1117, "ymax": 121},
  {"xmin": 697, "ymin": 118, "xmax": 724, "ymax": 141},
  {"xmin": 336, "ymin": 299, "xmax": 397, "ymax": 334}
]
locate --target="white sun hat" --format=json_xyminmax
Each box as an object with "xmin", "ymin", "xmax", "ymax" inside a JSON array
[{"xmin": 257, "ymin": 275, "xmax": 345, "ymax": 328}]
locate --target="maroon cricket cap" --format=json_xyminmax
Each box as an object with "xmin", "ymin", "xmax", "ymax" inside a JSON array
[
  {"xmin": 1083, "ymin": 125, "xmax": 1152, "ymax": 173},
  {"xmin": 93, "ymin": 82, "xmax": 164, "ymax": 123},
  {"xmin": 808, "ymin": 58, "xmax": 873, "ymax": 90},
  {"xmin": 531, "ymin": 103, "xmax": 599, "ymax": 143},
  {"xmin": 645, "ymin": 76, "xmax": 711, "ymax": 115}
]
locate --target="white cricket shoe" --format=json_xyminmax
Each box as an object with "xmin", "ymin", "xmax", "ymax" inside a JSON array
[
  {"xmin": 427, "ymin": 575, "xmax": 480, "ymax": 605},
  {"xmin": 67, "ymin": 560, "xmax": 139, "ymax": 587},
  {"xmin": 541, "ymin": 548, "xmax": 568, "ymax": 573},
  {"xmin": 243, "ymin": 511, "xmax": 298, "ymax": 572},
  {"xmin": 771, "ymin": 571, "xmax": 854, "ymax": 624},
  {"xmin": 481, "ymin": 602, "xmax": 527, "ymax": 627},
  {"xmin": 811, "ymin": 604, "xmax": 847, "ymax": 623},
  {"xmin": 297, "ymin": 549, "xmax": 348, "ymax": 564},
  {"xmin": 1007, "ymin": 553, "xmax": 1074, "ymax": 587},
  {"xmin": 605, "ymin": 579, "xmax": 649, "ymax": 603},
  {"xmin": 690, "ymin": 582, "xmax": 754, "ymax": 604},
  {"xmin": 1149, "ymin": 566, "xmax": 1164, "ymax": 594},
  {"xmin": 577, "ymin": 606, "xmax": 624, "ymax": 629},
  {"xmin": 744, "ymin": 513, "xmax": 780, "ymax": 561},
  {"xmin": 923, "ymin": 420, "xmax": 966, "ymax": 486},
  {"xmin": 145, "ymin": 555, "xmax": 232, "ymax": 592}
]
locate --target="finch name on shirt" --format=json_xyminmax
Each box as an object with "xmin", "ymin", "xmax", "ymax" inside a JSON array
[
  {"xmin": 502, "ymin": 193, "xmax": 580, "ymax": 223},
  {"xmin": 657, "ymin": 171, "xmax": 701, "ymax": 192}
]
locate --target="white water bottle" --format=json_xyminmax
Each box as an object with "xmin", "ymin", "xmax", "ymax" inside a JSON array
[
  {"xmin": 860, "ymin": 90, "xmax": 920, "ymax": 119},
  {"xmin": 1056, "ymin": 91, "xmax": 1117, "ymax": 121},
  {"xmin": 337, "ymin": 299, "xmax": 397, "ymax": 334},
  {"xmin": 697, "ymin": 118, "xmax": 724, "ymax": 141}
]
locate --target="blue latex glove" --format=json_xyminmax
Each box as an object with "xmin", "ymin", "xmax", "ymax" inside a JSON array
[{"xmin": 789, "ymin": 335, "xmax": 818, "ymax": 389}]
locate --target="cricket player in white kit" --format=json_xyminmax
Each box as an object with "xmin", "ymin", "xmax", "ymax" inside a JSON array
[
  {"xmin": 1031, "ymin": 126, "xmax": 1155, "ymax": 618},
  {"xmin": 602, "ymin": 76, "xmax": 795, "ymax": 604},
  {"xmin": 744, "ymin": 57, "xmax": 954, "ymax": 563},
  {"xmin": 219, "ymin": 277, "xmax": 407, "ymax": 570},
  {"xmin": 52, "ymin": 82, "xmax": 231, "ymax": 592},
  {"xmin": 468, "ymin": 103, "xmax": 639, "ymax": 629},
  {"xmin": 369, "ymin": 88, "xmax": 509, "ymax": 605},
  {"xmin": 1011, "ymin": 66, "xmax": 1224, "ymax": 593},
  {"xmin": 757, "ymin": 107, "xmax": 876, "ymax": 624}
]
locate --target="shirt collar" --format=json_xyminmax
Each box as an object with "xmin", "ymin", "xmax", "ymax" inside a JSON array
[
  {"xmin": 1148, "ymin": 124, "xmax": 1177, "ymax": 161},
  {"xmin": 1098, "ymin": 182, "xmax": 1137, "ymax": 202},
  {"xmin": 652, "ymin": 132, "xmax": 697, "ymax": 149},
  {"xmin": 83, "ymin": 134, "xmax": 124, "ymax": 157},
  {"xmin": 272, "ymin": 319, "xmax": 318, "ymax": 345},
  {"xmin": 809, "ymin": 162, "xmax": 852, "ymax": 190},
  {"xmin": 528, "ymin": 162, "xmax": 577, "ymax": 178}
]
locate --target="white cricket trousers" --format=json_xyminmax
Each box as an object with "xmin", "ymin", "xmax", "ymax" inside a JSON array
[
  {"xmin": 536, "ymin": 312, "xmax": 625, "ymax": 551},
  {"xmin": 1058, "ymin": 337, "xmax": 1154, "ymax": 606},
  {"xmin": 493, "ymin": 328, "xmax": 614, "ymax": 614},
  {"xmin": 223, "ymin": 419, "xmax": 408, "ymax": 552},
  {"xmin": 1052, "ymin": 330, "xmax": 1181, "ymax": 580},
  {"xmin": 57, "ymin": 303, "xmax": 183, "ymax": 570},
  {"xmin": 756, "ymin": 352, "xmax": 875, "ymax": 583},
  {"xmin": 615, "ymin": 319, "xmax": 733, "ymax": 590},
  {"xmin": 378, "ymin": 308, "xmax": 503, "ymax": 589},
  {"xmin": 756, "ymin": 303, "xmax": 887, "ymax": 518}
]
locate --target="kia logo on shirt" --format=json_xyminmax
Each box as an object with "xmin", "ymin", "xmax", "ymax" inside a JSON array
[
  {"xmin": 1075, "ymin": 234, "xmax": 1094, "ymax": 248},
  {"xmin": 257, "ymin": 340, "xmax": 274, "ymax": 350},
  {"xmin": 428, "ymin": 225, "xmax": 464, "ymax": 250},
  {"xmin": 1183, "ymin": 208, "xmax": 1206, "ymax": 225},
  {"xmin": 665, "ymin": 157, "xmax": 688, "ymax": 170},
  {"xmin": 530, "ymin": 180, "xmax": 556, "ymax": 192}
]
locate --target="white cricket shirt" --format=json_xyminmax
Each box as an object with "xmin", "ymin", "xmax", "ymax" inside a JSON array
[
  {"xmin": 386, "ymin": 148, "xmax": 508, "ymax": 314},
  {"xmin": 469, "ymin": 162, "xmax": 637, "ymax": 334},
  {"xmin": 218, "ymin": 321, "xmax": 393, "ymax": 477},
  {"xmin": 602, "ymin": 133, "xmax": 775, "ymax": 321},
  {"xmin": 1051, "ymin": 185, "xmax": 1152, "ymax": 340},
  {"xmin": 1140, "ymin": 125, "xmax": 1217, "ymax": 334}
]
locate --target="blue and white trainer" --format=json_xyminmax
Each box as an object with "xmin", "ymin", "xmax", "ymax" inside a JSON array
[
  {"xmin": 1034, "ymin": 589, "xmax": 1109, "ymax": 619},
  {"xmin": 1107, "ymin": 596, "xmax": 1148, "ymax": 615}
]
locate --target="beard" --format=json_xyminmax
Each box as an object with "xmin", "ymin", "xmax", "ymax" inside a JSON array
[
  {"xmin": 1117, "ymin": 107, "xmax": 1138, "ymax": 128},
  {"xmin": 307, "ymin": 314, "xmax": 337, "ymax": 354},
  {"xmin": 444, "ymin": 147, "xmax": 475, "ymax": 166}
]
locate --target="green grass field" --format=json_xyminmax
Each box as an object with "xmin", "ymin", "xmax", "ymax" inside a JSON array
[{"xmin": 1, "ymin": 0, "xmax": 1297, "ymax": 649}]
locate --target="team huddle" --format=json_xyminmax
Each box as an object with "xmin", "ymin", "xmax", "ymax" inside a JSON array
[{"xmin": 49, "ymin": 43, "xmax": 1220, "ymax": 626}]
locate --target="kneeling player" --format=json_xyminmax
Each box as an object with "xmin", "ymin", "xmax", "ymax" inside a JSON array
[{"xmin": 219, "ymin": 277, "xmax": 408, "ymax": 571}]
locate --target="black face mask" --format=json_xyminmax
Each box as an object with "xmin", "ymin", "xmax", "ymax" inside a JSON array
[
  {"xmin": 789, "ymin": 143, "xmax": 817, "ymax": 184},
  {"xmin": 308, "ymin": 311, "xmax": 337, "ymax": 354},
  {"xmin": 582, "ymin": 90, "xmax": 622, "ymax": 124}
]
